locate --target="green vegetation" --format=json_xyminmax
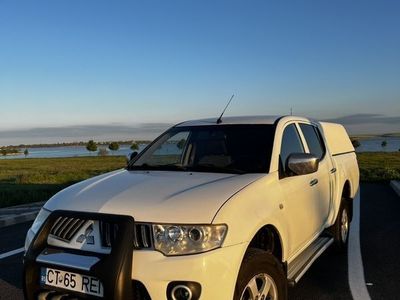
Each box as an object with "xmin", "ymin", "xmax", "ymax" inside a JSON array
[
  {"xmin": 0, "ymin": 156, "xmax": 125, "ymax": 208},
  {"xmin": 4, "ymin": 140, "xmax": 152, "ymax": 149},
  {"xmin": 130, "ymin": 142, "xmax": 139, "ymax": 151},
  {"xmin": 86, "ymin": 140, "xmax": 97, "ymax": 152},
  {"xmin": 351, "ymin": 138, "xmax": 361, "ymax": 148},
  {"xmin": 108, "ymin": 142, "xmax": 119, "ymax": 151},
  {"xmin": 24, "ymin": 148, "xmax": 29, "ymax": 157},
  {"xmin": 357, "ymin": 152, "xmax": 400, "ymax": 182},
  {"xmin": 381, "ymin": 140, "xmax": 387, "ymax": 147},
  {"xmin": 0, "ymin": 153, "xmax": 399, "ymax": 208},
  {"xmin": 0, "ymin": 148, "xmax": 21, "ymax": 156},
  {"xmin": 351, "ymin": 133, "xmax": 400, "ymax": 140}
]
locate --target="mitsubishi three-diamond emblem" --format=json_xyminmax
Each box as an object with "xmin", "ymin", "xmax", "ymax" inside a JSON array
[{"xmin": 76, "ymin": 223, "xmax": 95, "ymax": 245}]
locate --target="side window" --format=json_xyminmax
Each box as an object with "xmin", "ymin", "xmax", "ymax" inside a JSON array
[
  {"xmin": 299, "ymin": 124, "xmax": 325, "ymax": 160},
  {"xmin": 280, "ymin": 124, "xmax": 305, "ymax": 172}
]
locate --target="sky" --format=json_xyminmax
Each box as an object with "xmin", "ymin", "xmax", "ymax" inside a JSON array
[{"xmin": 0, "ymin": 0, "xmax": 399, "ymax": 145}]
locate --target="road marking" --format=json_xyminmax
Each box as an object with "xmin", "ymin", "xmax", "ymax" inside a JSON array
[
  {"xmin": 0, "ymin": 247, "xmax": 24, "ymax": 260},
  {"xmin": 348, "ymin": 190, "xmax": 371, "ymax": 300}
]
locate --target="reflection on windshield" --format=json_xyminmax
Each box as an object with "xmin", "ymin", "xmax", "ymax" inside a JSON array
[{"xmin": 128, "ymin": 125, "xmax": 275, "ymax": 174}]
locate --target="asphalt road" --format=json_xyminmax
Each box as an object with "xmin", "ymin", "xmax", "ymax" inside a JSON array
[{"xmin": 0, "ymin": 183, "xmax": 399, "ymax": 300}]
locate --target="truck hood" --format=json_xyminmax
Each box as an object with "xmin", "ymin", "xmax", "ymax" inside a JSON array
[{"xmin": 45, "ymin": 169, "xmax": 264, "ymax": 223}]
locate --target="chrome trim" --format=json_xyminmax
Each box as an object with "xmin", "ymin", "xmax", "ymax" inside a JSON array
[
  {"xmin": 133, "ymin": 223, "xmax": 153, "ymax": 249},
  {"xmin": 133, "ymin": 225, "xmax": 139, "ymax": 248},
  {"xmin": 287, "ymin": 153, "xmax": 319, "ymax": 176},
  {"xmin": 50, "ymin": 217, "xmax": 86, "ymax": 242},
  {"xmin": 37, "ymin": 252, "xmax": 100, "ymax": 272},
  {"xmin": 141, "ymin": 225, "xmax": 149, "ymax": 248},
  {"xmin": 292, "ymin": 238, "xmax": 333, "ymax": 284},
  {"xmin": 172, "ymin": 285, "xmax": 193, "ymax": 300},
  {"xmin": 287, "ymin": 237, "xmax": 333, "ymax": 285}
]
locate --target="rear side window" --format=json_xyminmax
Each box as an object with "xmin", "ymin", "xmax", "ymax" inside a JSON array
[
  {"xmin": 299, "ymin": 124, "xmax": 325, "ymax": 160},
  {"xmin": 280, "ymin": 124, "xmax": 305, "ymax": 171}
]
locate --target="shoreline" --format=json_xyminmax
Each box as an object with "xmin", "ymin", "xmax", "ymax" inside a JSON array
[
  {"xmin": 350, "ymin": 134, "xmax": 400, "ymax": 140},
  {"xmin": 0, "ymin": 141, "xmax": 152, "ymax": 149}
]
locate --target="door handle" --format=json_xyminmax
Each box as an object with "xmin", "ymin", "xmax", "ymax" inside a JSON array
[
  {"xmin": 309, "ymin": 178, "xmax": 319, "ymax": 186},
  {"xmin": 330, "ymin": 168, "xmax": 337, "ymax": 174}
]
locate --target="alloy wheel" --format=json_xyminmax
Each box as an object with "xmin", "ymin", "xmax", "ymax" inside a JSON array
[
  {"xmin": 240, "ymin": 273, "xmax": 278, "ymax": 300},
  {"xmin": 341, "ymin": 208, "xmax": 349, "ymax": 243}
]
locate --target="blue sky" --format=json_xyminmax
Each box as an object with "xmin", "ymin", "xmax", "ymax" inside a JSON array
[{"xmin": 0, "ymin": 0, "xmax": 399, "ymax": 143}]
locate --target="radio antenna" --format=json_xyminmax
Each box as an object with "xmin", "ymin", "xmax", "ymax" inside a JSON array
[{"xmin": 217, "ymin": 94, "xmax": 234, "ymax": 124}]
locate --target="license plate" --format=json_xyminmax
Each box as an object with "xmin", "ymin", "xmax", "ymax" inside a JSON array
[{"xmin": 40, "ymin": 267, "xmax": 104, "ymax": 297}]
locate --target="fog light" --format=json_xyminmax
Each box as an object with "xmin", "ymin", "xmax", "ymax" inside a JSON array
[
  {"xmin": 171, "ymin": 285, "xmax": 192, "ymax": 300},
  {"xmin": 167, "ymin": 281, "xmax": 201, "ymax": 300}
]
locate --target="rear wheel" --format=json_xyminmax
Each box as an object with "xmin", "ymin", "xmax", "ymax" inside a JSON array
[
  {"xmin": 331, "ymin": 200, "xmax": 350, "ymax": 250},
  {"xmin": 234, "ymin": 249, "xmax": 287, "ymax": 300}
]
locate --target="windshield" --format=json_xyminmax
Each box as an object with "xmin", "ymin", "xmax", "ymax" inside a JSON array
[{"xmin": 128, "ymin": 124, "xmax": 275, "ymax": 174}]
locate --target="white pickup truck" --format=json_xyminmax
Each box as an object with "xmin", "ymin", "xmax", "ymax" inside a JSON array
[{"xmin": 24, "ymin": 115, "xmax": 359, "ymax": 300}]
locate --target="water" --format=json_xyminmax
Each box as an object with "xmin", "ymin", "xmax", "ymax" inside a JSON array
[
  {"xmin": 1, "ymin": 137, "xmax": 399, "ymax": 160},
  {"xmin": 0, "ymin": 144, "xmax": 148, "ymax": 160},
  {"xmin": 355, "ymin": 137, "xmax": 400, "ymax": 152}
]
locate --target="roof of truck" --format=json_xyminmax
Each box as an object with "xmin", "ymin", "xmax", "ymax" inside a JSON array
[
  {"xmin": 176, "ymin": 115, "xmax": 312, "ymax": 127},
  {"xmin": 176, "ymin": 115, "xmax": 281, "ymax": 126}
]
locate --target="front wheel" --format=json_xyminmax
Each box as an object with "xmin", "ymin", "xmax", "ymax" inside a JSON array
[{"xmin": 234, "ymin": 249, "xmax": 287, "ymax": 300}]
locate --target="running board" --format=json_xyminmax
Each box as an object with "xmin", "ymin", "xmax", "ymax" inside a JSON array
[{"xmin": 287, "ymin": 237, "xmax": 334, "ymax": 286}]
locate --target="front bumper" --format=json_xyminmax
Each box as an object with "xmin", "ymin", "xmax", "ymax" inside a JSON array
[
  {"xmin": 132, "ymin": 242, "xmax": 248, "ymax": 300},
  {"xmin": 23, "ymin": 211, "xmax": 135, "ymax": 300},
  {"xmin": 23, "ymin": 210, "xmax": 248, "ymax": 300}
]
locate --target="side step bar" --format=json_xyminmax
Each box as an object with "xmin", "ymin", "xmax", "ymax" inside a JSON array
[{"xmin": 287, "ymin": 236, "xmax": 334, "ymax": 286}]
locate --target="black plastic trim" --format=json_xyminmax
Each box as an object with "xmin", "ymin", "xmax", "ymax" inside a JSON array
[
  {"xmin": 23, "ymin": 210, "xmax": 135, "ymax": 300},
  {"xmin": 332, "ymin": 150, "xmax": 355, "ymax": 156}
]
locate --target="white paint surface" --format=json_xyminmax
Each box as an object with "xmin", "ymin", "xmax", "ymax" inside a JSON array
[{"xmin": 348, "ymin": 190, "xmax": 371, "ymax": 300}]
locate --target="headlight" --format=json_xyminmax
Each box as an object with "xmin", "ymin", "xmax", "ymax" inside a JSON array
[
  {"xmin": 152, "ymin": 224, "xmax": 227, "ymax": 256},
  {"xmin": 31, "ymin": 208, "xmax": 51, "ymax": 234},
  {"xmin": 25, "ymin": 208, "xmax": 51, "ymax": 252}
]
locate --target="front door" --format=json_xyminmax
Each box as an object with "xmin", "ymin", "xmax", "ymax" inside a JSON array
[{"xmin": 278, "ymin": 123, "xmax": 321, "ymax": 256}]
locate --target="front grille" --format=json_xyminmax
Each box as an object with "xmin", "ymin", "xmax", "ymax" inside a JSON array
[
  {"xmin": 99, "ymin": 221, "xmax": 119, "ymax": 248},
  {"xmin": 133, "ymin": 224, "xmax": 153, "ymax": 249},
  {"xmin": 49, "ymin": 217, "xmax": 86, "ymax": 242},
  {"xmin": 99, "ymin": 222, "xmax": 152, "ymax": 249},
  {"xmin": 49, "ymin": 216, "xmax": 152, "ymax": 250}
]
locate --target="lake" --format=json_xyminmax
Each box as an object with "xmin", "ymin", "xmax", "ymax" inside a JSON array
[
  {"xmin": 0, "ymin": 137, "xmax": 399, "ymax": 160},
  {"xmin": 0, "ymin": 144, "xmax": 148, "ymax": 160},
  {"xmin": 355, "ymin": 137, "xmax": 400, "ymax": 152}
]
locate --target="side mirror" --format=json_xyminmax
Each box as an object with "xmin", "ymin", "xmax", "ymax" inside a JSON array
[
  {"xmin": 129, "ymin": 151, "xmax": 138, "ymax": 161},
  {"xmin": 286, "ymin": 153, "xmax": 319, "ymax": 176}
]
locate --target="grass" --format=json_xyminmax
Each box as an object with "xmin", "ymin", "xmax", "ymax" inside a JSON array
[
  {"xmin": 0, "ymin": 153, "xmax": 399, "ymax": 208},
  {"xmin": 357, "ymin": 152, "xmax": 400, "ymax": 182},
  {"xmin": 0, "ymin": 156, "xmax": 126, "ymax": 208}
]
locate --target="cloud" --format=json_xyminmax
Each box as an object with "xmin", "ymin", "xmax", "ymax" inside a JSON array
[{"xmin": 323, "ymin": 114, "xmax": 400, "ymax": 125}]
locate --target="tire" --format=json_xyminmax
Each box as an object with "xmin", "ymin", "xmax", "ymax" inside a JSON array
[
  {"xmin": 331, "ymin": 200, "xmax": 350, "ymax": 251},
  {"xmin": 234, "ymin": 248, "xmax": 287, "ymax": 300}
]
